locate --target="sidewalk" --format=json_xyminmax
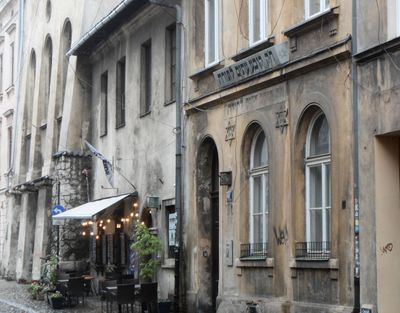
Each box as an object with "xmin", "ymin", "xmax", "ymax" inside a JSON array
[{"xmin": 0, "ymin": 279, "xmax": 102, "ymax": 313}]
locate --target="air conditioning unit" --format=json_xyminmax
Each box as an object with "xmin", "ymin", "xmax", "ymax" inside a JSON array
[{"xmin": 146, "ymin": 196, "xmax": 160, "ymax": 208}]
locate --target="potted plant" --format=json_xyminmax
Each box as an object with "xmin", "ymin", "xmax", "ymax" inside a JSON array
[
  {"xmin": 158, "ymin": 299, "xmax": 173, "ymax": 313},
  {"xmin": 28, "ymin": 282, "xmax": 43, "ymax": 300},
  {"xmin": 131, "ymin": 223, "xmax": 162, "ymax": 312},
  {"xmin": 49, "ymin": 291, "xmax": 64, "ymax": 309},
  {"xmin": 131, "ymin": 223, "xmax": 162, "ymax": 282}
]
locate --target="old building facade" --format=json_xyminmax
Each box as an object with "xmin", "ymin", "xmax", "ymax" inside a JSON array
[
  {"xmin": 183, "ymin": 0, "xmax": 356, "ymax": 312},
  {"xmin": 0, "ymin": 0, "xmax": 89, "ymax": 280},
  {"xmin": 67, "ymin": 0, "xmax": 179, "ymax": 299},
  {"xmin": 355, "ymin": 0, "xmax": 400, "ymax": 312},
  {"xmin": 0, "ymin": 0, "xmax": 19, "ymax": 271}
]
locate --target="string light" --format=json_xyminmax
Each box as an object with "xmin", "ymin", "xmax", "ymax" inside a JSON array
[
  {"xmin": 90, "ymin": 232, "xmax": 94, "ymax": 236},
  {"xmin": 82, "ymin": 231, "xmax": 86, "ymax": 236},
  {"xmin": 135, "ymin": 213, "xmax": 139, "ymax": 217},
  {"xmin": 103, "ymin": 226, "xmax": 106, "ymax": 230},
  {"xmin": 121, "ymin": 218, "xmax": 125, "ymax": 222},
  {"xmin": 130, "ymin": 212, "xmax": 134, "ymax": 217},
  {"xmin": 107, "ymin": 219, "xmax": 111, "ymax": 223},
  {"xmin": 125, "ymin": 217, "xmax": 130, "ymax": 222},
  {"xmin": 96, "ymin": 235, "xmax": 100, "ymax": 240},
  {"xmin": 133, "ymin": 203, "xmax": 138, "ymax": 208}
]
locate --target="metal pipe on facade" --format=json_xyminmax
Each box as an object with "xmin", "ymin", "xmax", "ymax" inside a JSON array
[
  {"xmin": 351, "ymin": 0, "xmax": 360, "ymax": 311},
  {"xmin": 148, "ymin": 1, "xmax": 183, "ymax": 312}
]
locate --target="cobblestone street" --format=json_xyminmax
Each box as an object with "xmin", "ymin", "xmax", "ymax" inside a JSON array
[{"xmin": 0, "ymin": 279, "xmax": 102, "ymax": 313}]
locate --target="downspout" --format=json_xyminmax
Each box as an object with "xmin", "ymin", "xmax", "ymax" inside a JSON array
[
  {"xmin": 148, "ymin": 2, "xmax": 183, "ymax": 313},
  {"xmin": 8, "ymin": 0, "xmax": 25, "ymax": 189},
  {"xmin": 351, "ymin": 0, "xmax": 360, "ymax": 311}
]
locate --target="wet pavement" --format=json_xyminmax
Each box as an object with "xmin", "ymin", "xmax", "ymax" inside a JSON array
[{"xmin": 0, "ymin": 279, "xmax": 103, "ymax": 313}]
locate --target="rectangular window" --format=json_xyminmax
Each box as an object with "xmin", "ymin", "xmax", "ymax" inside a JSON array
[
  {"xmin": 10, "ymin": 42, "xmax": 14, "ymax": 85},
  {"xmin": 7, "ymin": 126, "xmax": 12, "ymax": 168},
  {"xmin": 140, "ymin": 40, "xmax": 152, "ymax": 115},
  {"xmin": 205, "ymin": 0, "xmax": 219, "ymax": 66},
  {"xmin": 165, "ymin": 25, "xmax": 176, "ymax": 103},
  {"xmin": 100, "ymin": 71, "xmax": 108, "ymax": 136},
  {"xmin": 306, "ymin": 162, "xmax": 331, "ymax": 244},
  {"xmin": 249, "ymin": 0, "xmax": 268, "ymax": 45},
  {"xmin": 116, "ymin": 57, "xmax": 126, "ymax": 128},
  {"xmin": 305, "ymin": 0, "xmax": 329, "ymax": 19}
]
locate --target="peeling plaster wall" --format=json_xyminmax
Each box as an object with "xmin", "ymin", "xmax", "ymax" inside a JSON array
[{"xmin": 85, "ymin": 4, "xmax": 177, "ymax": 299}]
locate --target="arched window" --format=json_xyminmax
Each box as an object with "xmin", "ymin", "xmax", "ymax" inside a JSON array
[
  {"xmin": 249, "ymin": 128, "xmax": 268, "ymax": 253},
  {"xmin": 305, "ymin": 112, "xmax": 331, "ymax": 251},
  {"xmin": 41, "ymin": 36, "xmax": 52, "ymax": 124}
]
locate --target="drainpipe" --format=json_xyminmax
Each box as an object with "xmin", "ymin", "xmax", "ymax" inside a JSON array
[
  {"xmin": 148, "ymin": 1, "xmax": 183, "ymax": 313},
  {"xmin": 351, "ymin": 0, "xmax": 361, "ymax": 311}
]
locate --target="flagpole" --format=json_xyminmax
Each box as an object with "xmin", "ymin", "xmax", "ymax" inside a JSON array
[{"xmin": 115, "ymin": 166, "xmax": 137, "ymax": 191}]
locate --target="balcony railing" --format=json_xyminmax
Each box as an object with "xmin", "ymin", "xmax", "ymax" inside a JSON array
[
  {"xmin": 240, "ymin": 242, "xmax": 268, "ymax": 260},
  {"xmin": 295, "ymin": 241, "xmax": 330, "ymax": 260}
]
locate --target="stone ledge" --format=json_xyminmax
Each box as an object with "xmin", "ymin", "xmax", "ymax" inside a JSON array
[{"xmin": 236, "ymin": 257, "xmax": 274, "ymax": 268}]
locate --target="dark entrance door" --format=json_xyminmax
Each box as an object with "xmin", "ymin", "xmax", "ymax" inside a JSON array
[{"xmin": 210, "ymin": 146, "xmax": 219, "ymax": 313}]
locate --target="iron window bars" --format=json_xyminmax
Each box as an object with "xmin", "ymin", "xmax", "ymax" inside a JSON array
[{"xmin": 295, "ymin": 241, "xmax": 330, "ymax": 260}]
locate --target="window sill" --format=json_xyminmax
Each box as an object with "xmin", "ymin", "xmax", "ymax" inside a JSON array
[
  {"xmin": 39, "ymin": 122, "xmax": 47, "ymax": 130},
  {"xmin": 5, "ymin": 84, "xmax": 14, "ymax": 95},
  {"xmin": 100, "ymin": 133, "xmax": 107, "ymax": 138},
  {"xmin": 189, "ymin": 60, "xmax": 225, "ymax": 81},
  {"xmin": 290, "ymin": 258, "xmax": 338, "ymax": 270},
  {"xmin": 164, "ymin": 100, "xmax": 176, "ymax": 107},
  {"xmin": 139, "ymin": 111, "xmax": 151, "ymax": 118},
  {"xmin": 282, "ymin": 6, "xmax": 339, "ymax": 38},
  {"xmin": 236, "ymin": 257, "xmax": 274, "ymax": 268},
  {"xmin": 115, "ymin": 123, "xmax": 125, "ymax": 129},
  {"xmin": 231, "ymin": 36, "xmax": 275, "ymax": 61}
]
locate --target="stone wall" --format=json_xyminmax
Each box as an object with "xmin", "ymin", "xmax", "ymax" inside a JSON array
[{"xmin": 51, "ymin": 151, "xmax": 91, "ymax": 265}]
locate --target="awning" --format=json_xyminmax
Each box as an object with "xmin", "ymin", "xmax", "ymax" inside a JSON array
[{"xmin": 52, "ymin": 193, "xmax": 136, "ymax": 221}]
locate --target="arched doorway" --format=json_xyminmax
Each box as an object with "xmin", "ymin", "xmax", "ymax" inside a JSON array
[{"xmin": 197, "ymin": 138, "xmax": 219, "ymax": 313}]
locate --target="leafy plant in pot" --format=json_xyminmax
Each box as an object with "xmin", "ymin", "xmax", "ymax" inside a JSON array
[
  {"xmin": 131, "ymin": 223, "xmax": 162, "ymax": 312},
  {"xmin": 49, "ymin": 291, "xmax": 64, "ymax": 309},
  {"xmin": 131, "ymin": 223, "xmax": 162, "ymax": 282}
]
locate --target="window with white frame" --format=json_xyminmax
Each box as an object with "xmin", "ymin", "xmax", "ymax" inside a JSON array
[
  {"xmin": 205, "ymin": 0, "xmax": 219, "ymax": 66},
  {"xmin": 249, "ymin": 0, "xmax": 268, "ymax": 45},
  {"xmin": 305, "ymin": 0, "xmax": 330, "ymax": 19},
  {"xmin": 305, "ymin": 113, "xmax": 331, "ymax": 249},
  {"xmin": 249, "ymin": 129, "xmax": 268, "ymax": 252}
]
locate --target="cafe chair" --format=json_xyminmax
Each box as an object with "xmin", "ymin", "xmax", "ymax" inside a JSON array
[
  {"xmin": 116, "ymin": 283, "xmax": 137, "ymax": 313},
  {"xmin": 99, "ymin": 279, "xmax": 117, "ymax": 312},
  {"xmin": 65, "ymin": 277, "xmax": 85, "ymax": 307}
]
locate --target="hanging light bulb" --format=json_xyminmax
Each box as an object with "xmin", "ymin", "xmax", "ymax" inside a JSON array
[
  {"xmin": 133, "ymin": 202, "xmax": 138, "ymax": 208},
  {"xmin": 103, "ymin": 226, "xmax": 106, "ymax": 230},
  {"xmin": 90, "ymin": 232, "xmax": 94, "ymax": 236},
  {"xmin": 107, "ymin": 219, "xmax": 111, "ymax": 223},
  {"xmin": 130, "ymin": 212, "xmax": 134, "ymax": 217},
  {"xmin": 125, "ymin": 217, "xmax": 130, "ymax": 222},
  {"xmin": 121, "ymin": 218, "xmax": 125, "ymax": 222},
  {"xmin": 135, "ymin": 213, "xmax": 139, "ymax": 217},
  {"xmin": 82, "ymin": 231, "xmax": 86, "ymax": 236},
  {"xmin": 100, "ymin": 220, "xmax": 104, "ymax": 224},
  {"xmin": 96, "ymin": 235, "xmax": 100, "ymax": 240},
  {"xmin": 88, "ymin": 221, "xmax": 93, "ymax": 225}
]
